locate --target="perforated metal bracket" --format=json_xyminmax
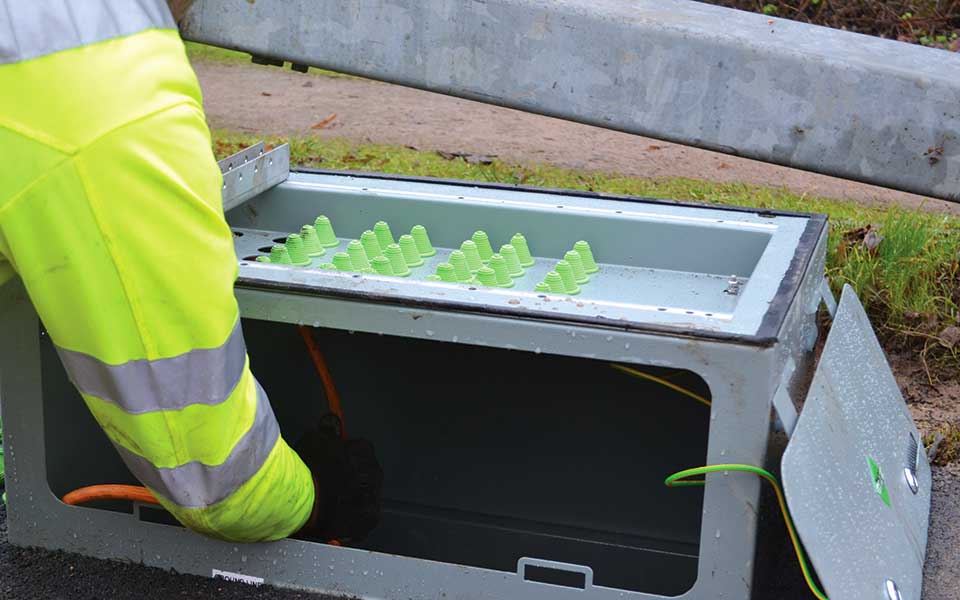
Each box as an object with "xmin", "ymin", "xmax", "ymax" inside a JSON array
[{"xmin": 219, "ymin": 142, "xmax": 290, "ymax": 211}]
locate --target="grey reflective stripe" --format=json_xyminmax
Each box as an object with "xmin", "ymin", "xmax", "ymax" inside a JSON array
[
  {"xmin": 0, "ymin": 0, "xmax": 174, "ymax": 66},
  {"xmin": 56, "ymin": 320, "xmax": 247, "ymax": 415},
  {"xmin": 113, "ymin": 378, "xmax": 281, "ymax": 509}
]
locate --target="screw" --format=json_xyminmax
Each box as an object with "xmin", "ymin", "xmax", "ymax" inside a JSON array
[{"xmin": 724, "ymin": 275, "xmax": 743, "ymax": 295}]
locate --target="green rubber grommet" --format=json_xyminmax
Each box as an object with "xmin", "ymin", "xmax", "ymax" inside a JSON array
[
  {"xmin": 460, "ymin": 240, "xmax": 483, "ymax": 272},
  {"xmin": 398, "ymin": 234, "xmax": 424, "ymax": 267},
  {"xmin": 574, "ymin": 240, "xmax": 599, "ymax": 273},
  {"xmin": 476, "ymin": 266, "xmax": 498, "ymax": 287},
  {"xmin": 385, "ymin": 243, "xmax": 411, "ymax": 276},
  {"xmin": 489, "ymin": 254, "xmax": 514, "ymax": 288},
  {"xmin": 317, "ymin": 263, "xmax": 338, "ymax": 270},
  {"xmin": 448, "ymin": 250, "xmax": 474, "ymax": 283},
  {"xmin": 511, "ymin": 233, "xmax": 535, "ymax": 267},
  {"xmin": 371, "ymin": 255, "xmax": 394, "ymax": 275},
  {"xmin": 555, "ymin": 260, "xmax": 580, "ymax": 294},
  {"xmin": 436, "ymin": 262, "xmax": 458, "ymax": 282},
  {"xmin": 564, "ymin": 250, "xmax": 589, "ymax": 284},
  {"xmin": 411, "ymin": 225, "xmax": 437, "ymax": 257},
  {"xmin": 314, "ymin": 215, "xmax": 339, "ymax": 247},
  {"xmin": 500, "ymin": 244, "xmax": 524, "ymax": 277},
  {"xmin": 361, "ymin": 229, "xmax": 383, "ymax": 259},
  {"xmin": 332, "ymin": 252, "xmax": 354, "ymax": 271},
  {"xmin": 300, "ymin": 225, "xmax": 326, "ymax": 257},
  {"xmin": 285, "ymin": 234, "xmax": 312, "ymax": 266},
  {"xmin": 374, "ymin": 221, "xmax": 396, "ymax": 250},
  {"xmin": 255, "ymin": 255, "xmax": 271, "ymax": 263},
  {"xmin": 534, "ymin": 281, "xmax": 551, "ymax": 292},
  {"xmin": 346, "ymin": 240, "xmax": 371, "ymax": 270},
  {"xmin": 544, "ymin": 271, "xmax": 565, "ymax": 294},
  {"xmin": 270, "ymin": 244, "xmax": 292, "ymax": 265},
  {"xmin": 472, "ymin": 230, "xmax": 494, "ymax": 263}
]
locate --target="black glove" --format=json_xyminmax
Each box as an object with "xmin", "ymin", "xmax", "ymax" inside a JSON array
[{"xmin": 293, "ymin": 414, "xmax": 383, "ymax": 543}]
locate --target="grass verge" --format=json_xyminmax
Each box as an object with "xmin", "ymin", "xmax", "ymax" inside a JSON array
[{"xmin": 212, "ymin": 131, "xmax": 960, "ymax": 375}]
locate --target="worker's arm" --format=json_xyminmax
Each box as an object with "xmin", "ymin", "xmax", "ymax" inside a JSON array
[{"xmin": 0, "ymin": 2, "xmax": 365, "ymax": 542}]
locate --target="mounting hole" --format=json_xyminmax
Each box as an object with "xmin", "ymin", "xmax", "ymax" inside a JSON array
[
  {"xmin": 238, "ymin": 172, "xmax": 243, "ymax": 181},
  {"xmin": 269, "ymin": 158, "xmax": 274, "ymax": 166},
  {"xmin": 241, "ymin": 255, "xmax": 261, "ymax": 261},
  {"xmin": 686, "ymin": 311, "xmax": 694, "ymax": 315},
  {"xmin": 254, "ymin": 165, "xmax": 259, "ymax": 174},
  {"xmin": 705, "ymin": 313, "xmax": 713, "ymax": 317},
  {"xmin": 657, "ymin": 307, "xmax": 667, "ymax": 312},
  {"xmin": 257, "ymin": 246, "xmax": 274, "ymax": 253},
  {"xmin": 232, "ymin": 230, "xmax": 244, "ymax": 237},
  {"xmin": 239, "ymin": 262, "xmax": 249, "ymax": 266}
]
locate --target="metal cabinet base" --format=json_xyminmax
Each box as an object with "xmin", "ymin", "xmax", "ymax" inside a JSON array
[{"xmin": 2, "ymin": 171, "xmax": 833, "ymax": 599}]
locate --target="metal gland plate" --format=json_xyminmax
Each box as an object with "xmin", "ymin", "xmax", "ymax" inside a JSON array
[
  {"xmin": 782, "ymin": 285, "xmax": 931, "ymax": 600},
  {"xmin": 227, "ymin": 170, "xmax": 824, "ymax": 343}
]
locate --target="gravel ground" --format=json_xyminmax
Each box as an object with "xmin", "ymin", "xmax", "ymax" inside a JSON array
[{"xmin": 921, "ymin": 463, "xmax": 960, "ymax": 600}]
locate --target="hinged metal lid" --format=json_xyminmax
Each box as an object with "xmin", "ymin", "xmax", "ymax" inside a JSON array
[{"xmin": 782, "ymin": 285, "xmax": 931, "ymax": 600}]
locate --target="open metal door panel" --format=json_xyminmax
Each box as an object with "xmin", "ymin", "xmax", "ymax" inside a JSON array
[{"xmin": 782, "ymin": 285, "xmax": 931, "ymax": 600}]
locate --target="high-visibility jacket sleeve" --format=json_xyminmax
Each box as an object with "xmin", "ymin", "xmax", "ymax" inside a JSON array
[{"xmin": 0, "ymin": 27, "xmax": 315, "ymax": 542}]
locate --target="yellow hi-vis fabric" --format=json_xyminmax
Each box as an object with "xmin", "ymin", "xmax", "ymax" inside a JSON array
[{"xmin": 0, "ymin": 29, "xmax": 315, "ymax": 542}]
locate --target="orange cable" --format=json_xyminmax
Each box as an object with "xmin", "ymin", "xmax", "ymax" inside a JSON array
[
  {"xmin": 298, "ymin": 325, "xmax": 346, "ymax": 438},
  {"xmin": 62, "ymin": 484, "xmax": 159, "ymax": 506}
]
